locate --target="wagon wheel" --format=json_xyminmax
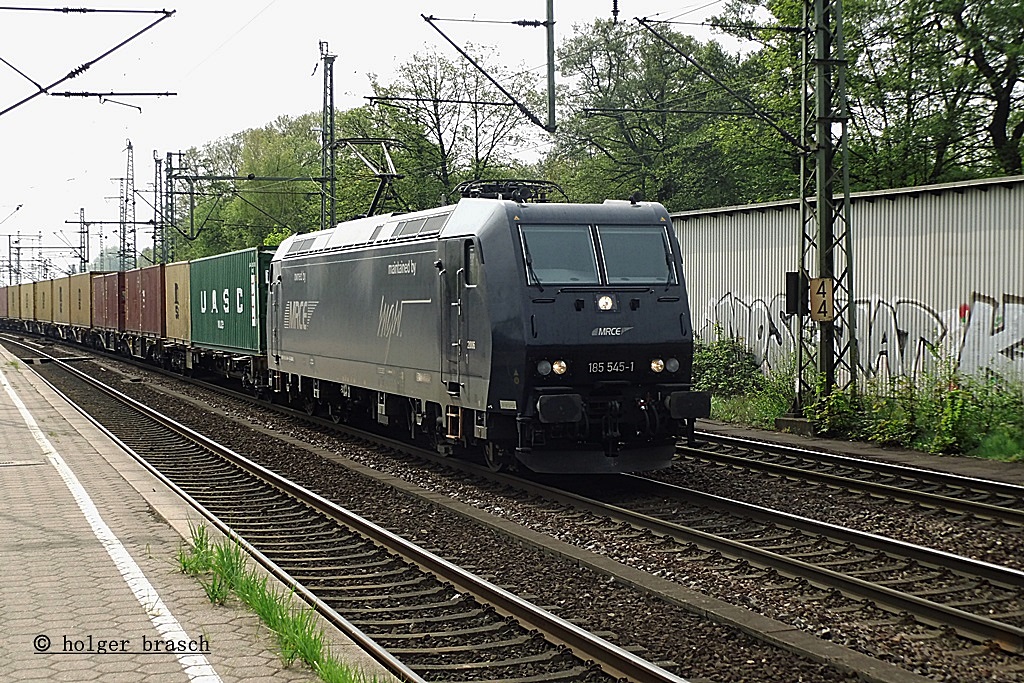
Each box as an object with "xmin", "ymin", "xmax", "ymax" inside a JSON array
[
  {"xmin": 303, "ymin": 397, "xmax": 317, "ymax": 416},
  {"xmin": 483, "ymin": 442, "xmax": 516, "ymax": 473},
  {"xmin": 328, "ymin": 402, "xmax": 346, "ymax": 424}
]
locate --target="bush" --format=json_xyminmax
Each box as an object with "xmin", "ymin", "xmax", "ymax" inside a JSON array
[
  {"xmin": 691, "ymin": 330, "xmax": 1024, "ymax": 461},
  {"xmin": 802, "ymin": 362, "xmax": 1024, "ymax": 459},
  {"xmin": 693, "ymin": 330, "xmax": 764, "ymax": 397},
  {"xmin": 802, "ymin": 383, "xmax": 863, "ymax": 437},
  {"xmin": 860, "ymin": 376, "xmax": 918, "ymax": 447}
]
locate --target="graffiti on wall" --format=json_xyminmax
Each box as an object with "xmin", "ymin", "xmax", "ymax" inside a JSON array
[{"xmin": 697, "ymin": 291, "xmax": 1024, "ymax": 382}]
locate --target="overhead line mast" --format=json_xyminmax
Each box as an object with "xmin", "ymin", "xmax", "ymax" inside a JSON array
[
  {"xmin": 119, "ymin": 140, "xmax": 137, "ymax": 271},
  {"xmin": 637, "ymin": 5, "xmax": 855, "ymax": 405},
  {"xmin": 320, "ymin": 41, "xmax": 336, "ymax": 232}
]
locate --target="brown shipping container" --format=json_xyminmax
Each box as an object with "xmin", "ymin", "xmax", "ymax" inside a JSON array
[
  {"xmin": 34, "ymin": 280, "xmax": 54, "ymax": 323},
  {"xmin": 20, "ymin": 284, "xmax": 35, "ymax": 321},
  {"xmin": 69, "ymin": 272, "xmax": 93, "ymax": 328},
  {"xmin": 8, "ymin": 284, "xmax": 21, "ymax": 319},
  {"xmin": 163, "ymin": 261, "xmax": 191, "ymax": 345},
  {"xmin": 92, "ymin": 272, "xmax": 126, "ymax": 331},
  {"xmin": 54, "ymin": 276, "xmax": 71, "ymax": 325},
  {"xmin": 126, "ymin": 265, "xmax": 166, "ymax": 337},
  {"xmin": 125, "ymin": 269, "xmax": 143, "ymax": 333},
  {"xmin": 0, "ymin": 286, "xmax": 8, "ymax": 318}
]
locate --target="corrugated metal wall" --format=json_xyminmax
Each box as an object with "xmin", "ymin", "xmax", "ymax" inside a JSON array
[{"xmin": 674, "ymin": 176, "xmax": 1024, "ymax": 383}]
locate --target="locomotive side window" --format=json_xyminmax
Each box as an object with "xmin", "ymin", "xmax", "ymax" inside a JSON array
[
  {"xmin": 597, "ymin": 225, "xmax": 676, "ymax": 284},
  {"xmin": 519, "ymin": 224, "xmax": 600, "ymax": 285},
  {"xmin": 464, "ymin": 240, "xmax": 479, "ymax": 286}
]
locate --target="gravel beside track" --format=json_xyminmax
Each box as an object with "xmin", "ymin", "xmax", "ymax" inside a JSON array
[{"xmin": 29, "ymin": 349, "xmax": 1024, "ymax": 683}]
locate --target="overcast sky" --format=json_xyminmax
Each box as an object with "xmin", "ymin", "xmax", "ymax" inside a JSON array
[{"xmin": 0, "ymin": 1, "xmax": 727, "ymax": 277}]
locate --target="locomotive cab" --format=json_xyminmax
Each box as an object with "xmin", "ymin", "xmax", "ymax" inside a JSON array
[{"xmin": 475, "ymin": 199, "xmax": 711, "ymax": 473}]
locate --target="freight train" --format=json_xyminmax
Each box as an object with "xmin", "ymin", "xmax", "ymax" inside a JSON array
[{"xmin": 0, "ymin": 182, "xmax": 710, "ymax": 473}]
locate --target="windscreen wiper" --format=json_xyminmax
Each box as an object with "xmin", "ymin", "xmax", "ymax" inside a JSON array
[{"xmin": 523, "ymin": 243, "xmax": 545, "ymax": 291}]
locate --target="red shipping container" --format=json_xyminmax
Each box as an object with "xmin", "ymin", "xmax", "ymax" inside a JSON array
[
  {"xmin": 126, "ymin": 265, "xmax": 166, "ymax": 337},
  {"xmin": 92, "ymin": 272, "xmax": 126, "ymax": 331}
]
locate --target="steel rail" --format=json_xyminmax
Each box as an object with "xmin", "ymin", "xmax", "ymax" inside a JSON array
[
  {"xmin": 15, "ymin": 341, "xmax": 688, "ymax": 683},
  {"xmin": 687, "ymin": 431, "xmax": 1024, "ymax": 525}
]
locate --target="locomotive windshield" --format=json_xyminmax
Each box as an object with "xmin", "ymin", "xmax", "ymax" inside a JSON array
[
  {"xmin": 519, "ymin": 223, "xmax": 674, "ymax": 286},
  {"xmin": 519, "ymin": 224, "xmax": 601, "ymax": 284}
]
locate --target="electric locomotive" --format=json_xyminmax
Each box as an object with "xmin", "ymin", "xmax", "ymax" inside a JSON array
[{"xmin": 267, "ymin": 181, "xmax": 710, "ymax": 473}]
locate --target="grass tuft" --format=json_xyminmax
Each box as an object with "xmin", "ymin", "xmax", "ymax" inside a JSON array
[{"xmin": 176, "ymin": 522, "xmax": 378, "ymax": 683}]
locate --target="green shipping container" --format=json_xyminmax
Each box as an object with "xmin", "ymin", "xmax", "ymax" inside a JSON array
[{"xmin": 189, "ymin": 247, "xmax": 274, "ymax": 354}]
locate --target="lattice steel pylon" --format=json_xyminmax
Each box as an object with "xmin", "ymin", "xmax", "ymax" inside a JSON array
[
  {"xmin": 78, "ymin": 207, "xmax": 88, "ymax": 273},
  {"xmin": 119, "ymin": 139, "xmax": 137, "ymax": 271},
  {"xmin": 796, "ymin": 0, "xmax": 857, "ymax": 405},
  {"xmin": 320, "ymin": 41, "xmax": 336, "ymax": 232},
  {"xmin": 153, "ymin": 150, "xmax": 165, "ymax": 263}
]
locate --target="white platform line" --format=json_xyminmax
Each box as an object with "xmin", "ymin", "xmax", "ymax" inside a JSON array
[{"xmin": 0, "ymin": 365, "xmax": 222, "ymax": 683}]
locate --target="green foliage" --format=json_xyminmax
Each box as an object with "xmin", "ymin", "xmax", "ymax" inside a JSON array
[
  {"xmin": 552, "ymin": 20, "xmax": 781, "ymax": 211},
  {"xmin": 696, "ymin": 338, "xmax": 1024, "ymax": 460},
  {"xmin": 798, "ymin": 362, "xmax": 1024, "ymax": 459},
  {"xmin": 802, "ymin": 384, "xmax": 864, "ymax": 437},
  {"xmin": 177, "ymin": 519, "xmax": 214, "ymax": 576},
  {"xmin": 175, "ymin": 525, "xmax": 377, "ymax": 682},
  {"xmin": 858, "ymin": 376, "xmax": 918, "ymax": 447},
  {"xmin": 714, "ymin": 0, "xmax": 1022, "ymax": 186},
  {"xmin": 199, "ymin": 572, "xmax": 231, "ymax": 605},
  {"xmin": 693, "ymin": 330, "xmax": 765, "ymax": 397}
]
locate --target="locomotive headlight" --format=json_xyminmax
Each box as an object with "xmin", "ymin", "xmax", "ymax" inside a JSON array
[
  {"xmin": 650, "ymin": 358, "xmax": 666, "ymax": 373},
  {"xmin": 552, "ymin": 359, "xmax": 568, "ymax": 375},
  {"xmin": 665, "ymin": 357, "xmax": 680, "ymax": 373},
  {"xmin": 597, "ymin": 295, "xmax": 614, "ymax": 311},
  {"xmin": 537, "ymin": 360, "xmax": 552, "ymax": 376}
]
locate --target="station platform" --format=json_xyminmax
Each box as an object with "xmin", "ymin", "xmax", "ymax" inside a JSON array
[{"xmin": 0, "ymin": 344, "xmax": 397, "ymax": 683}]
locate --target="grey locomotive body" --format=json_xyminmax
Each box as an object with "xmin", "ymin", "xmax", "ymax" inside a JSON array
[{"xmin": 269, "ymin": 195, "xmax": 709, "ymax": 473}]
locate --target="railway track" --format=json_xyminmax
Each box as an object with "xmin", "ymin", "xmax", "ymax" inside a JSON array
[
  {"xmin": 682, "ymin": 431, "xmax": 1024, "ymax": 527},
  {"xmin": 11, "ymin": 341, "xmax": 686, "ymax": 683},
  {"xmin": 534, "ymin": 473, "xmax": 1024, "ymax": 652},
  {"xmin": 12, "ymin": 336, "xmax": 1024, "ymax": 679}
]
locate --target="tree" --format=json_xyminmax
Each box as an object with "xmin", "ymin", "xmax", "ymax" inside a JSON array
[
  {"xmin": 168, "ymin": 114, "xmax": 321, "ymax": 260},
  {"xmin": 551, "ymin": 20, "xmax": 791, "ymax": 210},
  {"xmin": 368, "ymin": 47, "xmax": 540, "ymax": 198},
  {"xmin": 715, "ymin": 0, "xmax": 1022, "ymax": 188},
  {"xmin": 88, "ymin": 245, "xmax": 121, "ymax": 272},
  {"xmin": 947, "ymin": 0, "xmax": 1024, "ymax": 174}
]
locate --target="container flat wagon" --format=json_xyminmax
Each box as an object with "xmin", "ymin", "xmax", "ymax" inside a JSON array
[{"xmin": 187, "ymin": 247, "xmax": 274, "ymax": 385}]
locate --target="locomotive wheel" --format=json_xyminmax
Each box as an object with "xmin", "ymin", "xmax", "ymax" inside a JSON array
[{"xmin": 484, "ymin": 443, "xmax": 516, "ymax": 473}]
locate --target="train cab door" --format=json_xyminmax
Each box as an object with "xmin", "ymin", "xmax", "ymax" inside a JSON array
[
  {"xmin": 268, "ymin": 263, "xmax": 281, "ymax": 369},
  {"xmin": 440, "ymin": 238, "xmax": 483, "ymax": 398},
  {"xmin": 440, "ymin": 239, "xmax": 463, "ymax": 395}
]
